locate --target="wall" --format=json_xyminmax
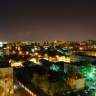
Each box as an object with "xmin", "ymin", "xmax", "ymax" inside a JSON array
[{"xmin": 0, "ymin": 67, "xmax": 14, "ymax": 96}]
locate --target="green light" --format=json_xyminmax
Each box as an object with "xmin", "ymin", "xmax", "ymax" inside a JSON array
[{"xmin": 89, "ymin": 73, "xmax": 93, "ymax": 77}]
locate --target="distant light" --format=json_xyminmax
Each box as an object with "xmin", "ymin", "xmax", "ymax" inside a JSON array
[
  {"xmin": 19, "ymin": 51, "xmax": 22, "ymax": 54},
  {"xmin": 0, "ymin": 42, "xmax": 2, "ymax": 44},
  {"xmin": 79, "ymin": 47, "xmax": 83, "ymax": 50},
  {"xmin": 14, "ymin": 85, "xmax": 18, "ymax": 90},
  {"xmin": 26, "ymin": 51, "xmax": 29, "ymax": 54},
  {"xmin": 0, "ymin": 42, "xmax": 3, "ymax": 47},
  {"xmin": 31, "ymin": 48, "xmax": 35, "ymax": 52},
  {"xmin": 35, "ymin": 52, "xmax": 38, "ymax": 55},
  {"xmin": 54, "ymin": 41, "xmax": 57, "ymax": 43}
]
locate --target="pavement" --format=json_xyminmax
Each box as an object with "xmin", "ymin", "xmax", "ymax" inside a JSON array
[
  {"xmin": 9, "ymin": 89, "xmax": 31, "ymax": 96},
  {"xmin": 13, "ymin": 89, "xmax": 31, "ymax": 96}
]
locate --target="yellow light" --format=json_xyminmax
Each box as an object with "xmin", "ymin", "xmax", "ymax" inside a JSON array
[
  {"xmin": 34, "ymin": 47, "xmax": 38, "ymax": 51},
  {"xmin": 19, "ymin": 51, "xmax": 22, "ymax": 54},
  {"xmin": 79, "ymin": 47, "xmax": 83, "ymax": 50},
  {"xmin": 26, "ymin": 51, "xmax": 29, "ymax": 54},
  {"xmin": 35, "ymin": 52, "xmax": 38, "ymax": 55},
  {"xmin": 12, "ymin": 51, "xmax": 15, "ymax": 54},
  {"xmin": 15, "ymin": 47, "xmax": 17, "ymax": 49},
  {"xmin": 56, "ymin": 55, "xmax": 59, "ymax": 58},
  {"xmin": 45, "ymin": 53, "xmax": 48, "ymax": 57},
  {"xmin": 7, "ymin": 46, "xmax": 10, "ymax": 49}
]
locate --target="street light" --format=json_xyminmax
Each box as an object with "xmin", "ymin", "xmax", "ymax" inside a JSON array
[
  {"xmin": 12, "ymin": 50, "xmax": 15, "ymax": 54},
  {"xmin": 35, "ymin": 52, "xmax": 38, "ymax": 55},
  {"xmin": 19, "ymin": 51, "xmax": 22, "ymax": 55},
  {"xmin": 26, "ymin": 51, "xmax": 29, "ymax": 55}
]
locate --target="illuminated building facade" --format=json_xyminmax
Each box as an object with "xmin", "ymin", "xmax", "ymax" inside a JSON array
[
  {"xmin": 0, "ymin": 67, "xmax": 14, "ymax": 96},
  {"xmin": 67, "ymin": 73, "xmax": 86, "ymax": 90}
]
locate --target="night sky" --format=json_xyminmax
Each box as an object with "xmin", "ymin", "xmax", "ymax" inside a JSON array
[{"xmin": 0, "ymin": 0, "xmax": 96, "ymax": 42}]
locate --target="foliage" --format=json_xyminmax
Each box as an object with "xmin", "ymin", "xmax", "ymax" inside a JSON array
[
  {"xmin": 31, "ymin": 74, "xmax": 68, "ymax": 96},
  {"xmin": 78, "ymin": 59, "xmax": 94, "ymax": 77},
  {"xmin": 31, "ymin": 73, "xmax": 39, "ymax": 86}
]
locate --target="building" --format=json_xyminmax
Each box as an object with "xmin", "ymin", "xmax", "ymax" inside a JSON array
[
  {"xmin": 10, "ymin": 60, "xmax": 23, "ymax": 67},
  {"xmin": 67, "ymin": 73, "xmax": 86, "ymax": 90},
  {"xmin": 0, "ymin": 67, "xmax": 14, "ymax": 96}
]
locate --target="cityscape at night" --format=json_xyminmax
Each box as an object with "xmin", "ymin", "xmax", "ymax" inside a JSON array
[
  {"xmin": 0, "ymin": 0, "xmax": 96, "ymax": 96},
  {"xmin": 0, "ymin": 40, "xmax": 96, "ymax": 96}
]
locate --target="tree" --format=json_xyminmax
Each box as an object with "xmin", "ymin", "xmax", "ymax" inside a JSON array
[
  {"xmin": 38, "ymin": 75, "xmax": 51, "ymax": 93},
  {"xmin": 31, "ymin": 73, "xmax": 39, "ymax": 86},
  {"xmin": 78, "ymin": 59, "xmax": 94, "ymax": 77},
  {"xmin": 39, "ymin": 80, "xmax": 51, "ymax": 93},
  {"xmin": 49, "ymin": 81, "xmax": 65, "ymax": 96}
]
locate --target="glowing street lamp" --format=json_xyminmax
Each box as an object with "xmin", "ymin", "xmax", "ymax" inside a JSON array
[
  {"xmin": 35, "ymin": 52, "xmax": 38, "ymax": 55},
  {"xmin": 79, "ymin": 47, "xmax": 83, "ymax": 50},
  {"xmin": 56, "ymin": 55, "xmax": 59, "ymax": 58},
  {"xmin": 45, "ymin": 53, "xmax": 48, "ymax": 57},
  {"xmin": 19, "ymin": 51, "xmax": 22, "ymax": 55},
  {"xmin": 26, "ymin": 51, "xmax": 29, "ymax": 55},
  {"xmin": 12, "ymin": 50, "xmax": 15, "ymax": 54},
  {"xmin": 7, "ymin": 46, "xmax": 10, "ymax": 49},
  {"xmin": 15, "ymin": 47, "xmax": 17, "ymax": 49}
]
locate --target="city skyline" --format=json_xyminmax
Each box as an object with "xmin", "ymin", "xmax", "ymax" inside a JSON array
[{"xmin": 0, "ymin": 0, "xmax": 96, "ymax": 41}]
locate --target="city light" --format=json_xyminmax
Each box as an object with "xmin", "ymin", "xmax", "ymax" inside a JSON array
[
  {"xmin": 19, "ymin": 51, "xmax": 22, "ymax": 54},
  {"xmin": 89, "ymin": 73, "xmax": 93, "ymax": 77},
  {"xmin": 26, "ymin": 51, "xmax": 29, "ymax": 55}
]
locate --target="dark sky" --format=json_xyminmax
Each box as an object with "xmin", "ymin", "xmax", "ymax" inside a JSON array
[{"xmin": 0, "ymin": 0, "xmax": 96, "ymax": 41}]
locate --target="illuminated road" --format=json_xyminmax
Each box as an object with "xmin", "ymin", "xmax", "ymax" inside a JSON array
[
  {"xmin": 13, "ymin": 80, "xmax": 31, "ymax": 96},
  {"xmin": 13, "ymin": 89, "xmax": 31, "ymax": 96}
]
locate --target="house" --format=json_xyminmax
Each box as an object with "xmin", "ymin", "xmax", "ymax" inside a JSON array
[{"xmin": 67, "ymin": 73, "xmax": 86, "ymax": 90}]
